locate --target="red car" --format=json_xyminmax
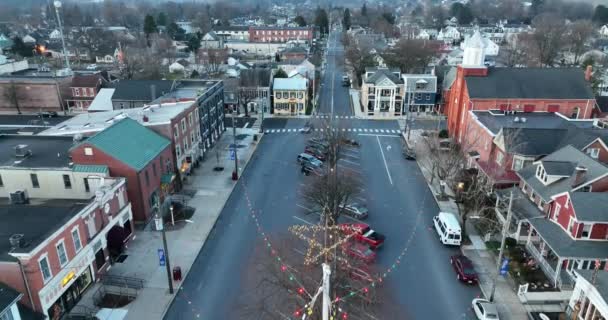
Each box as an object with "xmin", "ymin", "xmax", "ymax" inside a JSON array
[
  {"xmin": 343, "ymin": 242, "xmax": 376, "ymax": 263},
  {"xmin": 451, "ymin": 254, "xmax": 478, "ymax": 284},
  {"xmin": 339, "ymin": 223, "xmax": 385, "ymax": 249},
  {"xmin": 304, "ymin": 147, "xmax": 326, "ymax": 161}
]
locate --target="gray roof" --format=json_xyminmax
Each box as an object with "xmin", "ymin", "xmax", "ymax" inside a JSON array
[
  {"xmin": 465, "ymin": 68, "xmax": 594, "ymax": 100},
  {"xmin": 111, "ymin": 80, "xmax": 174, "ymax": 102},
  {"xmin": 365, "ymin": 69, "xmax": 403, "ymax": 85},
  {"xmin": 0, "ymin": 198, "xmax": 88, "ymax": 261},
  {"xmin": 240, "ymin": 69, "xmax": 271, "ymax": 87},
  {"xmin": 529, "ymin": 217, "xmax": 608, "ymax": 258},
  {"xmin": 402, "ymin": 74, "xmax": 437, "ymax": 93},
  {"xmin": 500, "ymin": 128, "xmax": 569, "ymax": 156},
  {"xmin": 570, "ymin": 192, "xmax": 608, "ymax": 222},
  {"xmin": 518, "ymin": 145, "xmax": 608, "ymax": 202},
  {"xmin": 441, "ymin": 66, "xmax": 457, "ymax": 91},
  {"xmin": 0, "ymin": 135, "xmax": 75, "ymax": 169},
  {"xmin": 496, "ymin": 187, "xmax": 544, "ymax": 221},
  {"xmin": 213, "ymin": 26, "xmax": 249, "ymax": 32},
  {"xmin": 541, "ymin": 161, "xmax": 575, "ymax": 176},
  {"xmin": 0, "ymin": 283, "xmax": 21, "ymax": 315},
  {"xmin": 473, "ymin": 111, "xmax": 595, "ymax": 135},
  {"xmin": 576, "ymin": 270, "xmax": 608, "ymax": 301}
]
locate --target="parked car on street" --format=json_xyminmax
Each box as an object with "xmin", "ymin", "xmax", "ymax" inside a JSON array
[
  {"xmin": 305, "ymin": 148, "xmax": 326, "ymax": 161},
  {"xmin": 342, "ymin": 241, "xmax": 375, "ymax": 263},
  {"xmin": 403, "ymin": 145, "xmax": 416, "ymax": 160},
  {"xmin": 450, "ymin": 254, "xmax": 478, "ymax": 284},
  {"xmin": 37, "ymin": 111, "xmax": 58, "ymax": 118},
  {"xmin": 472, "ymin": 298, "xmax": 499, "ymax": 320},
  {"xmin": 301, "ymin": 164, "xmax": 322, "ymax": 176},
  {"xmin": 300, "ymin": 123, "xmax": 313, "ymax": 134},
  {"xmin": 341, "ymin": 203, "xmax": 368, "ymax": 219},
  {"xmin": 339, "ymin": 223, "xmax": 385, "ymax": 249},
  {"xmin": 297, "ymin": 153, "xmax": 323, "ymax": 168},
  {"xmin": 341, "ymin": 138, "xmax": 360, "ymax": 147},
  {"xmin": 342, "ymin": 75, "xmax": 350, "ymax": 86},
  {"xmin": 308, "ymin": 138, "xmax": 329, "ymax": 149}
]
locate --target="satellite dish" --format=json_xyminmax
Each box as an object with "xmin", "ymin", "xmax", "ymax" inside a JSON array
[{"xmin": 54, "ymin": 1, "xmax": 62, "ymax": 8}]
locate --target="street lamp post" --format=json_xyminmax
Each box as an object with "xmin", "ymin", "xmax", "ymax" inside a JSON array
[
  {"xmin": 154, "ymin": 214, "xmax": 174, "ymax": 294},
  {"xmin": 489, "ymin": 190, "xmax": 514, "ymax": 302},
  {"xmin": 231, "ymin": 110, "xmax": 239, "ymax": 180}
]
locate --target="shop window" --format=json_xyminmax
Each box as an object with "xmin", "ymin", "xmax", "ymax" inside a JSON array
[
  {"xmin": 83, "ymin": 178, "xmax": 90, "ymax": 192},
  {"xmin": 95, "ymin": 248, "xmax": 105, "ymax": 271},
  {"xmin": 31, "ymin": 173, "xmax": 39, "ymax": 188},
  {"xmin": 39, "ymin": 255, "xmax": 52, "ymax": 282}
]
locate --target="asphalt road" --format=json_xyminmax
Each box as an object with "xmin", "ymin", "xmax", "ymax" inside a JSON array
[{"xmin": 164, "ymin": 30, "xmax": 479, "ymax": 320}]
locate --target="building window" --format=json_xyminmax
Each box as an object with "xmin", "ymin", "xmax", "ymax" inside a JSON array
[
  {"xmin": 31, "ymin": 173, "xmax": 39, "ymax": 188},
  {"xmin": 84, "ymin": 147, "xmax": 93, "ymax": 156},
  {"xmin": 181, "ymin": 119, "xmax": 187, "ymax": 133},
  {"xmin": 145, "ymin": 170, "xmax": 150, "ymax": 187},
  {"xmin": 184, "ymin": 138, "xmax": 189, "ymax": 152},
  {"xmin": 176, "ymin": 144, "xmax": 181, "ymax": 158},
  {"xmin": 174, "ymin": 124, "xmax": 179, "ymax": 139},
  {"xmin": 153, "ymin": 163, "xmax": 157, "ymax": 177},
  {"xmin": 553, "ymin": 203, "xmax": 561, "ymax": 221},
  {"xmin": 63, "ymin": 174, "xmax": 72, "ymax": 189},
  {"xmin": 587, "ymin": 148, "xmax": 600, "ymax": 159},
  {"xmin": 74, "ymin": 88, "xmax": 80, "ymax": 97},
  {"xmin": 0, "ymin": 174, "xmax": 3, "ymax": 187},
  {"xmin": 580, "ymin": 185, "xmax": 592, "ymax": 192},
  {"xmin": 495, "ymin": 151, "xmax": 504, "ymax": 165},
  {"xmin": 84, "ymin": 178, "xmax": 90, "ymax": 192},
  {"xmin": 276, "ymin": 92, "xmax": 282, "ymax": 99},
  {"xmin": 568, "ymin": 217, "xmax": 575, "ymax": 234},
  {"xmin": 290, "ymin": 92, "xmax": 296, "ymax": 99},
  {"xmin": 56, "ymin": 241, "xmax": 68, "ymax": 267},
  {"xmin": 191, "ymin": 132, "xmax": 195, "ymax": 144},
  {"xmin": 39, "ymin": 255, "xmax": 52, "ymax": 283},
  {"xmin": 571, "ymin": 107, "xmax": 580, "ymax": 119},
  {"xmin": 298, "ymin": 92, "xmax": 303, "ymax": 99},
  {"xmin": 581, "ymin": 224, "xmax": 592, "ymax": 239},
  {"xmin": 72, "ymin": 227, "xmax": 82, "ymax": 252}
]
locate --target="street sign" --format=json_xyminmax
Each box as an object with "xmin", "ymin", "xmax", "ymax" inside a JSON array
[
  {"xmin": 158, "ymin": 249, "xmax": 166, "ymax": 266},
  {"xmin": 500, "ymin": 258, "xmax": 510, "ymax": 275},
  {"xmin": 230, "ymin": 149, "xmax": 235, "ymax": 160}
]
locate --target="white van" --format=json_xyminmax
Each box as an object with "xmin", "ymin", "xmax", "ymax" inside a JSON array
[{"xmin": 433, "ymin": 212, "xmax": 462, "ymax": 246}]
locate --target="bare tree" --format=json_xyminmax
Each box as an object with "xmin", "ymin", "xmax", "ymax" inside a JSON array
[
  {"xmin": 344, "ymin": 35, "xmax": 376, "ymax": 86},
  {"xmin": 382, "ymin": 38, "xmax": 439, "ymax": 73},
  {"xmin": 567, "ymin": 20, "xmax": 595, "ymax": 65},
  {"xmin": 500, "ymin": 38, "xmax": 527, "ymax": 67},
  {"xmin": 239, "ymin": 89, "xmax": 256, "ymax": 117},
  {"xmin": 522, "ymin": 13, "xmax": 567, "ymax": 67},
  {"xmin": 3, "ymin": 81, "xmax": 22, "ymax": 114}
]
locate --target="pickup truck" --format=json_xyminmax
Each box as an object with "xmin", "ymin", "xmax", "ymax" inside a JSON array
[{"xmin": 339, "ymin": 223, "xmax": 385, "ymax": 249}]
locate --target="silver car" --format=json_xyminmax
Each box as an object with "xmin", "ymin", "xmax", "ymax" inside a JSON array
[{"xmin": 341, "ymin": 203, "xmax": 369, "ymax": 219}]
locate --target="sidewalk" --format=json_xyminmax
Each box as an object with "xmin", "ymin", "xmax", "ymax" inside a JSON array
[
  {"xmin": 75, "ymin": 128, "xmax": 263, "ymax": 320},
  {"xmin": 406, "ymin": 129, "xmax": 529, "ymax": 320}
]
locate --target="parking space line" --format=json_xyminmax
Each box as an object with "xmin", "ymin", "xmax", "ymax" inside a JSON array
[
  {"xmin": 293, "ymin": 215, "xmax": 314, "ymax": 225},
  {"xmin": 376, "ymin": 136, "xmax": 393, "ymax": 185},
  {"xmin": 339, "ymin": 158, "xmax": 360, "ymax": 166},
  {"xmin": 358, "ymin": 133, "xmax": 400, "ymax": 137},
  {"xmin": 296, "ymin": 203, "xmax": 311, "ymax": 211},
  {"xmin": 342, "ymin": 152, "xmax": 360, "ymax": 160}
]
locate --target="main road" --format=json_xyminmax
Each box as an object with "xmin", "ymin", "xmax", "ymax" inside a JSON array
[{"xmin": 164, "ymin": 30, "xmax": 478, "ymax": 320}]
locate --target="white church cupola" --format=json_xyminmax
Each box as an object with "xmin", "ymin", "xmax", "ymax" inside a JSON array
[{"xmin": 462, "ymin": 30, "xmax": 485, "ymax": 67}]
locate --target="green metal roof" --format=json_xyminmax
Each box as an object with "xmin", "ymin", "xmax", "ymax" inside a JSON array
[
  {"xmin": 0, "ymin": 34, "xmax": 13, "ymax": 49},
  {"xmin": 79, "ymin": 118, "xmax": 170, "ymax": 171},
  {"xmin": 72, "ymin": 164, "xmax": 109, "ymax": 174}
]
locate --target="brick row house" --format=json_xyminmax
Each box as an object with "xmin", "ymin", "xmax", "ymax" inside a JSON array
[
  {"xmin": 69, "ymin": 118, "xmax": 174, "ymax": 223},
  {"xmin": 65, "ymin": 72, "xmax": 115, "ymax": 112},
  {"xmin": 494, "ymin": 145, "xmax": 608, "ymax": 289},
  {"xmin": 0, "ymin": 70, "xmax": 73, "ymax": 114},
  {"xmin": 0, "ymin": 135, "xmax": 134, "ymax": 319}
]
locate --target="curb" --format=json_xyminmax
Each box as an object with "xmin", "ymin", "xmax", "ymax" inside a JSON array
[{"xmin": 158, "ymin": 133, "xmax": 264, "ymax": 318}]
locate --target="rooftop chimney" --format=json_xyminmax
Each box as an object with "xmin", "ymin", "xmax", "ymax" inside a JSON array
[
  {"xmin": 150, "ymin": 84, "xmax": 157, "ymax": 101},
  {"xmin": 585, "ymin": 65, "xmax": 593, "ymax": 82},
  {"xmin": 573, "ymin": 166, "xmax": 588, "ymax": 187}
]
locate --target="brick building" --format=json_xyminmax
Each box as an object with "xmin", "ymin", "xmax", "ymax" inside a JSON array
[
  {"xmin": 0, "ymin": 134, "xmax": 134, "ymax": 319},
  {"xmin": 65, "ymin": 73, "xmax": 106, "ymax": 112},
  {"xmin": 41, "ymin": 101, "xmax": 202, "ymax": 179},
  {"xmin": 70, "ymin": 118, "xmax": 173, "ymax": 223},
  {"xmin": 0, "ymin": 69, "xmax": 73, "ymax": 114},
  {"xmin": 248, "ymin": 26, "xmax": 313, "ymax": 43},
  {"xmin": 445, "ymin": 32, "xmax": 596, "ymax": 144}
]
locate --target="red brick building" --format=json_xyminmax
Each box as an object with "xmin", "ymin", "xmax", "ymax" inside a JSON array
[
  {"xmin": 0, "ymin": 177, "xmax": 134, "ymax": 319},
  {"xmin": 70, "ymin": 118, "xmax": 174, "ymax": 223},
  {"xmin": 66, "ymin": 73, "xmax": 105, "ymax": 112},
  {"xmin": 248, "ymin": 26, "xmax": 313, "ymax": 43},
  {"xmin": 0, "ymin": 70, "xmax": 73, "ymax": 114},
  {"xmin": 445, "ymin": 33, "xmax": 596, "ymax": 144}
]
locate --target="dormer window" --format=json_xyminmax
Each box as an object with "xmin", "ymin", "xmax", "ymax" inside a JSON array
[{"xmin": 415, "ymin": 79, "xmax": 428, "ymax": 90}]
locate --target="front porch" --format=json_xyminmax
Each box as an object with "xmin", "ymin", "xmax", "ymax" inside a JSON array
[
  {"xmin": 495, "ymin": 187, "xmax": 544, "ymax": 243},
  {"xmin": 525, "ymin": 217, "xmax": 608, "ymax": 290},
  {"xmin": 476, "ymin": 160, "xmax": 520, "ymax": 187}
]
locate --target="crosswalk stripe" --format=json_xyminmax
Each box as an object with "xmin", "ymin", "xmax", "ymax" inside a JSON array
[
  {"xmin": 380, "ymin": 129, "xmax": 385, "ymax": 133},
  {"xmin": 347, "ymin": 128, "xmax": 351, "ymax": 132},
  {"xmin": 374, "ymin": 129, "xmax": 379, "ymax": 133},
  {"xmin": 342, "ymin": 128, "xmax": 346, "ymax": 132},
  {"xmin": 265, "ymin": 130, "xmax": 270, "ymax": 133},
  {"xmin": 282, "ymin": 129, "xmax": 286, "ymax": 132},
  {"xmin": 320, "ymin": 128, "xmax": 324, "ymax": 132}
]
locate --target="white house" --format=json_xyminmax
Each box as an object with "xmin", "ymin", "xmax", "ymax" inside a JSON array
[
  {"xmin": 460, "ymin": 31, "xmax": 499, "ymax": 56},
  {"xmin": 49, "ymin": 29, "xmax": 62, "ymax": 40},
  {"xmin": 600, "ymin": 25, "xmax": 608, "ymax": 38},
  {"xmin": 273, "ymin": 78, "xmax": 308, "ymax": 116},
  {"xmin": 567, "ymin": 270, "xmax": 608, "ymax": 319},
  {"xmin": 22, "ymin": 34, "xmax": 36, "ymax": 44},
  {"xmin": 0, "ymin": 283, "xmax": 24, "ymax": 320},
  {"xmin": 169, "ymin": 61, "xmax": 186, "ymax": 74},
  {"xmin": 437, "ymin": 26, "xmax": 461, "ymax": 44},
  {"xmin": 176, "ymin": 21, "xmax": 195, "ymax": 34}
]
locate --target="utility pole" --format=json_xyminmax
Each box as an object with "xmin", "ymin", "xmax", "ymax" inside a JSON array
[
  {"xmin": 490, "ymin": 190, "xmax": 514, "ymax": 302},
  {"xmin": 232, "ymin": 110, "xmax": 239, "ymax": 180},
  {"xmin": 155, "ymin": 214, "xmax": 174, "ymax": 294},
  {"xmin": 321, "ymin": 263, "xmax": 331, "ymax": 320},
  {"xmin": 52, "ymin": 1, "xmax": 71, "ymax": 73}
]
